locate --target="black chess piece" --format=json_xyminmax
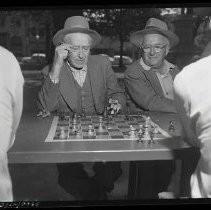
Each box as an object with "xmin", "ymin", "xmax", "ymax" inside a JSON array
[
  {"xmin": 60, "ymin": 111, "xmax": 65, "ymax": 121},
  {"xmin": 103, "ymin": 106, "xmax": 108, "ymax": 120},
  {"xmin": 168, "ymin": 121, "xmax": 175, "ymax": 132},
  {"xmin": 148, "ymin": 129, "xmax": 155, "ymax": 144},
  {"xmin": 81, "ymin": 108, "xmax": 86, "ymax": 118}
]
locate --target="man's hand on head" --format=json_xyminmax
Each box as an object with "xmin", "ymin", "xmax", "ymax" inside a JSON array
[{"xmin": 50, "ymin": 43, "xmax": 71, "ymax": 80}]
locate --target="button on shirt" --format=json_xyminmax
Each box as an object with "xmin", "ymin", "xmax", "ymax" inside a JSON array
[
  {"xmin": 67, "ymin": 62, "xmax": 87, "ymax": 87},
  {"xmin": 140, "ymin": 58, "xmax": 175, "ymax": 100}
]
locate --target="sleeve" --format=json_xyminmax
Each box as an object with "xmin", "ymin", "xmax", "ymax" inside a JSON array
[
  {"xmin": 0, "ymin": 53, "xmax": 24, "ymax": 154},
  {"xmin": 37, "ymin": 64, "xmax": 60, "ymax": 112},
  {"xmin": 105, "ymin": 58, "xmax": 126, "ymax": 110},
  {"xmin": 173, "ymin": 74, "xmax": 199, "ymax": 147},
  {"xmin": 124, "ymin": 67, "xmax": 177, "ymax": 113},
  {"xmin": 0, "ymin": 51, "xmax": 23, "ymax": 202},
  {"xmin": 11, "ymin": 58, "xmax": 24, "ymax": 148}
]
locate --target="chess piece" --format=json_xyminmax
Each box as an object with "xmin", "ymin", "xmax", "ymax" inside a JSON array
[
  {"xmin": 103, "ymin": 106, "xmax": 108, "ymax": 119},
  {"xmin": 72, "ymin": 118, "xmax": 77, "ymax": 133},
  {"xmin": 129, "ymin": 125, "xmax": 137, "ymax": 139},
  {"xmin": 59, "ymin": 111, "xmax": 65, "ymax": 121},
  {"xmin": 88, "ymin": 125, "xmax": 94, "ymax": 136},
  {"xmin": 168, "ymin": 121, "xmax": 175, "ymax": 132},
  {"xmin": 81, "ymin": 108, "xmax": 86, "ymax": 118},
  {"xmin": 75, "ymin": 127, "xmax": 81, "ymax": 137},
  {"xmin": 145, "ymin": 116, "xmax": 151, "ymax": 127},
  {"xmin": 142, "ymin": 123, "xmax": 150, "ymax": 140},
  {"xmin": 148, "ymin": 128, "xmax": 155, "ymax": 144},
  {"xmin": 98, "ymin": 116, "xmax": 104, "ymax": 131},
  {"xmin": 73, "ymin": 112, "xmax": 77, "ymax": 120},
  {"xmin": 59, "ymin": 127, "xmax": 66, "ymax": 139},
  {"xmin": 138, "ymin": 124, "xmax": 143, "ymax": 135},
  {"xmin": 153, "ymin": 124, "xmax": 159, "ymax": 134}
]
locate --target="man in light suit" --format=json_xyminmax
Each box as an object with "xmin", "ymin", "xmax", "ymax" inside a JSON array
[
  {"xmin": 124, "ymin": 18, "xmax": 180, "ymax": 198},
  {"xmin": 38, "ymin": 16, "xmax": 125, "ymax": 200}
]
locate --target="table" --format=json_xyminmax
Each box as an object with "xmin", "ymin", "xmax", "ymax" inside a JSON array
[{"xmin": 8, "ymin": 112, "xmax": 197, "ymax": 198}]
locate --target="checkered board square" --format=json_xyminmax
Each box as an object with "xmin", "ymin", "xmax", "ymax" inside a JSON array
[{"xmin": 45, "ymin": 115, "xmax": 172, "ymax": 142}]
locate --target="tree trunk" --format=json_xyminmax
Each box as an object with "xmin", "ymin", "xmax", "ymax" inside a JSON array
[
  {"xmin": 119, "ymin": 8, "xmax": 124, "ymax": 69},
  {"xmin": 119, "ymin": 32, "xmax": 124, "ymax": 68}
]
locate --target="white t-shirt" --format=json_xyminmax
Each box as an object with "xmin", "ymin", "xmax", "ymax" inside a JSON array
[
  {"xmin": 174, "ymin": 55, "xmax": 211, "ymax": 198},
  {"xmin": 0, "ymin": 46, "xmax": 24, "ymax": 201}
]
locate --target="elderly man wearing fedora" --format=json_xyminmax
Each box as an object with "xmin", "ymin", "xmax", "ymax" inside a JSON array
[
  {"xmin": 38, "ymin": 16, "xmax": 125, "ymax": 200},
  {"xmin": 125, "ymin": 17, "xmax": 180, "ymax": 113},
  {"xmin": 124, "ymin": 18, "xmax": 180, "ymax": 199}
]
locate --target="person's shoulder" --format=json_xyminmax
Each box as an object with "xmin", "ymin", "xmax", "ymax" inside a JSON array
[
  {"xmin": 176, "ymin": 55, "xmax": 211, "ymax": 83},
  {"xmin": 185, "ymin": 55, "xmax": 211, "ymax": 73},
  {"xmin": 125, "ymin": 60, "xmax": 141, "ymax": 75},
  {"xmin": 89, "ymin": 54, "xmax": 110, "ymax": 64},
  {"xmin": 0, "ymin": 46, "xmax": 16, "ymax": 60}
]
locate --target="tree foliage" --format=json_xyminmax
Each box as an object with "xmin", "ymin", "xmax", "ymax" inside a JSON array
[{"xmin": 83, "ymin": 7, "xmax": 162, "ymax": 66}]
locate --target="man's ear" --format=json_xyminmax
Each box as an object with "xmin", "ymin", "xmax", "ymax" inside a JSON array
[{"xmin": 165, "ymin": 45, "xmax": 170, "ymax": 56}]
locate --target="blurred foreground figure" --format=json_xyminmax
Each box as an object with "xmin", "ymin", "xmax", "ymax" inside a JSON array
[
  {"xmin": 174, "ymin": 54, "xmax": 211, "ymax": 198},
  {"xmin": 0, "ymin": 46, "xmax": 24, "ymax": 201}
]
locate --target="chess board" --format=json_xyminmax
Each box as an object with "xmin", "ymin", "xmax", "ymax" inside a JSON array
[{"xmin": 45, "ymin": 115, "xmax": 172, "ymax": 142}]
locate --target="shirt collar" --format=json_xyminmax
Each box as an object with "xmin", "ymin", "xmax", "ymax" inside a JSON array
[
  {"xmin": 66, "ymin": 61, "xmax": 87, "ymax": 73},
  {"xmin": 139, "ymin": 57, "xmax": 175, "ymax": 74}
]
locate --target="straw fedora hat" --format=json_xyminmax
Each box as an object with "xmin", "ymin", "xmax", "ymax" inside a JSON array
[
  {"xmin": 130, "ymin": 18, "xmax": 179, "ymax": 48},
  {"xmin": 52, "ymin": 16, "xmax": 101, "ymax": 48}
]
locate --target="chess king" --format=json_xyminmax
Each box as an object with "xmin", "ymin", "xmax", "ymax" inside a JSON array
[{"xmin": 37, "ymin": 16, "xmax": 125, "ymax": 200}]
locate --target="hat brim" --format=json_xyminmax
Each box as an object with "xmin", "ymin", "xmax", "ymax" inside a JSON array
[
  {"xmin": 53, "ymin": 27, "xmax": 102, "ymax": 48},
  {"xmin": 130, "ymin": 28, "xmax": 179, "ymax": 48}
]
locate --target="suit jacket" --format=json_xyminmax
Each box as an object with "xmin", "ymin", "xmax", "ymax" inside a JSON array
[
  {"xmin": 38, "ymin": 55, "xmax": 125, "ymax": 114},
  {"xmin": 124, "ymin": 59, "xmax": 180, "ymax": 113}
]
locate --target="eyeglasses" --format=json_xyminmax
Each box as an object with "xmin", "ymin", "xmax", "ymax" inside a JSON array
[{"xmin": 141, "ymin": 44, "xmax": 167, "ymax": 53}]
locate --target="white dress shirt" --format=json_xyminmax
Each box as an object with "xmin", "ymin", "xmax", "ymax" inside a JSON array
[
  {"xmin": 174, "ymin": 55, "xmax": 211, "ymax": 198},
  {"xmin": 140, "ymin": 58, "xmax": 175, "ymax": 100},
  {"xmin": 0, "ymin": 46, "xmax": 24, "ymax": 201}
]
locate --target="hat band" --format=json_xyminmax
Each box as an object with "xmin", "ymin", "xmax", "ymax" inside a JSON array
[
  {"xmin": 66, "ymin": 24, "xmax": 89, "ymax": 30},
  {"xmin": 145, "ymin": 26, "xmax": 167, "ymax": 31}
]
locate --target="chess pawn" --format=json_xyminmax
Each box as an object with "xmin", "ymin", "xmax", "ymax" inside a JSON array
[
  {"xmin": 98, "ymin": 116, "xmax": 104, "ymax": 131},
  {"xmin": 72, "ymin": 119, "xmax": 77, "ymax": 133},
  {"xmin": 72, "ymin": 112, "xmax": 77, "ymax": 120},
  {"xmin": 142, "ymin": 125, "xmax": 150, "ymax": 140},
  {"xmin": 145, "ymin": 116, "xmax": 151, "ymax": 127},
  {"xmin": 88, "ymin": 125, "xmax": 94, "ymax": 136},
  {"xmin": 59, "ymin": 127, "xmax": 66, "ymax": 139},
  {"xmin": 129, "ymin": 125, "xmax": 137, "ymax": 139},
  {"xmin": 138, "ymin": 124, "xmax": 143, "ymax": 135},
  {"xmin": 153, "ymin": 124, "xmax": 159, "ymax": 134}
]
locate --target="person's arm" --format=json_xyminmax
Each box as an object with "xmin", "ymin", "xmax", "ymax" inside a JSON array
[
  {"xmin": 173, "ymin": 75, "xmax": 199, "ymax": 147},
  {"xmin": 38, "ymin": 43, "xmax": 70, "ymax": 112},
  {"xmin": 38, "ymin": 67, "xmax": 60, "ymax": 112},
  {"xmin": 0, "ymin": 52, "xmax": 23, "ymax": 202},
  {"xmin": 124, "ymin": 67, "xmax": 177, "ymax": 113}
]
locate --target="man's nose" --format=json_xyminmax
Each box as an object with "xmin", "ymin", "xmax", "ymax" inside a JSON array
[
  {"xmin": 78, "ymin": 49, "xmax": 83, "ymax": 58},
  {"xmin": 149, "ymin": 47, "xmax": 156, "ymax": 55}
]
